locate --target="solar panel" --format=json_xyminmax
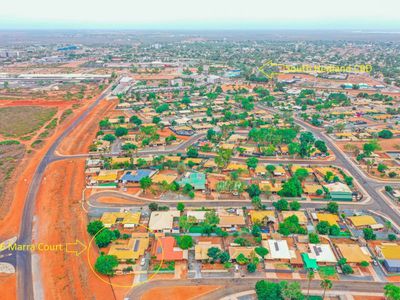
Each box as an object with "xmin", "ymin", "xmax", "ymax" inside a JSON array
[
  {"xmin": 274, "ymin": 242, "xmax": 279, "ymax": 251},
  {"xmin": 133, "ymin": 240, "xmax": 140, "ymax": 252},
  {"xmin": 313, "ymin": 245, "xmax": 321, "ymax": 256}
]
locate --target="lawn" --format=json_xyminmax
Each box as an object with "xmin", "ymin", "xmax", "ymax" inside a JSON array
[
  {"xmin": 319, "ymin": 265, "xmax": 336, "ymax": 277},
  {"xmin": 0, "ymin": 106, "xmax": 57, "ymax": 137},
  {"xmin": 0, "ymin": 143, "xmax": 25, "ymax": 215}
]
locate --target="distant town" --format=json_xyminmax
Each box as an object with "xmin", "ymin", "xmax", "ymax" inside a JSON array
[{"xmin": 0, "ymin": 30, "xmax": 400, "ymax": 300}]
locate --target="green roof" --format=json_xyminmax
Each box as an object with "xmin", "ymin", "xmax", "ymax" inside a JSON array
[
  {"xmin": 98, "ymin": 182, "xmax": 117, "ymax": 187},
  {"xmin": 178, "ymin": 172, "xmax": 206, "ymax": 190},
  {"xmin": 330, "ymin": 192, "xmax": 353, "ymax": 201},
  {"xmin": 302, "ymin": 253, "xmax": 318, "ymax": 270}
]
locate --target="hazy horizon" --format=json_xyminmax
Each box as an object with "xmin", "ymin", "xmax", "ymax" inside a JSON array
[{"xmin": 1, "ymin": 0, "xmax": 400, "ymax": 30}]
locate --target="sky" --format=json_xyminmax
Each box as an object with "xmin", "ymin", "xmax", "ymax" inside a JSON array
[{"xmin": 1, "ymin": 0, "xmax": 400, "ymax": 30}]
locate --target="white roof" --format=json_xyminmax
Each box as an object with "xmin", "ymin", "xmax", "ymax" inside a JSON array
[
  {"xmin": 148, "ymin": 210, "xmax": 180, "ymax": 231},
  {"xmin": 265, "ymin": 239, "xmax": 292, "ymax": 260},
  {"xmin": 187, "ymin": 211, "xmax": 207, "ymax": 222},
  {"xmin": 309, "ymin": 244, "xmax": 337, "ymax": 263}
]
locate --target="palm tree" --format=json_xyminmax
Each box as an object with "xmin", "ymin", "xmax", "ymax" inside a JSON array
[
  {"xmin": 320, "ymin": 279, "xmax": 332, "ymax": 299},
  {"xmin": 306, "ymin": 269, "xmax": 315, "ymax": 299}
]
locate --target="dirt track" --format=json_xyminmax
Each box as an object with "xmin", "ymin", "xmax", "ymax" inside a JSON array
[{"xmin": 35, "ymin": 159, "xmax": 116, "ymax": 300}]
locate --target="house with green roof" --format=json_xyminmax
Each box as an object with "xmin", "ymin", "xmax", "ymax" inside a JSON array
[
  {"xmin": 301, "ymin": 253, "xmax": 318, "ymax": 270},
  {"xmin": 178, "ymin": 172, "xmax": 206, "ymax": 190}
]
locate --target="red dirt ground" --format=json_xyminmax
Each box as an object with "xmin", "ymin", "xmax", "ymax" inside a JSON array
[
  {"xmin": 0, "ymin": 94, "xmax": 105, "ymax": 298},
  {"xmin": 141, "ymin": 285, "xmax": 221, "ymax": 300},
  {"xmin": 35, "ymin": 159, "xmax": 117, "ymax": 300},
  {"xmin": 0, "ymin": 274, "xmax": 16, "ymax": 300},
  {"xmin": 0, "ymin": 99, "xmax": 78, "ymax": 108},
  {"xmin": 57, "ymin": 99, "xmax": 117, "ymax": 155},
  {"xmin": 353, "ymin": 296, "xmax": 384, "ymax": 300}
]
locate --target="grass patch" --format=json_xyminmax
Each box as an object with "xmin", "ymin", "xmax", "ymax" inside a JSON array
[
  {"xmin": 60, "ymin": 109, "xmax": 73, "ymax": 122},
  {"xmin": 153, "ymin": 261, "xmax": 175, "ymax": 271},
  {"xmin": 0, "ymin": 140, "xmax": 20, "ymax": 145},
  {"xmin": 319, "ymin": 266, "xmax": 336, "ymax": 277},
  {"xmin": 0, "ymin": 143, "xmax": 25, "ymax": 205},
  {"xmin": 31, "ymin": 139, "xmax": 43, "ymax": 148},
  {"xmin": 0, "ymin": 106, "xmax": 57, "ymax": 137},
  {"xmin": 45, "ymin": 118, "xmax": 58, "ymax": 130},
  {"xmin": 38, "ymin": 130, "xmax": 50, "ymax": 138}
]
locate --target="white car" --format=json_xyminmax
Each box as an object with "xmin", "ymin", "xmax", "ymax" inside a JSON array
[{"xmin": 140, "ymin": 258, "xmax": 146, "ymax": 266}]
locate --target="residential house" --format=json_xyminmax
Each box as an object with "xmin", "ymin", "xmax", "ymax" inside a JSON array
[
  {"xmin": 108, "ymin": 233, "xmax": 149, "ymax": 262},
  {"xmin": 148, "ymin": 210, "xmax": 180, "ymax": 233},
  {"xmin": 100, "ymin": 212, "xmax": 141, "ymax": 228},
  {"xmin": 151, "ymin": 236, "xmax": 188, "ymax": 261}
]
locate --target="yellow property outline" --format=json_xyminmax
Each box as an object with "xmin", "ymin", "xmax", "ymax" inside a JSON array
[
  {"xmin": 86, "ymin": 223, "xmax": 164, "ymax": 288},
  {"xmin": 258, "ymin": 60, "xmax": 373, "ymax": 79}
]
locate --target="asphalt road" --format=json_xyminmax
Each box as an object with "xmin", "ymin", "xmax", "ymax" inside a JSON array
[
  {"xmin": 16, "ymin": 94, "xmax": 400, "ymax": 300},
  {"xmin": 17, "ymin": 84, "xmax": 113, "ymax": 300},
  {"xmin": 126, "ymin": 277, "xmax": 392, "ymax": 300}
]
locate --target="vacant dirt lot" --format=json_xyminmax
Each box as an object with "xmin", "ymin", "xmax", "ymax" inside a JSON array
[
  {"xmin": 57, "ymin": 99, "xmax": 117, "ymax": 155},
  {"xmin": 141, "ymin": 285, "xmax": 221, "ymax": 300},
  {"xmin": 0, "ymin": 143, "xmax": 25, "ymax": 217},
  {"xmin": 35, "ymin": 159, "xmax": 115, "ymax": 300},
  {"xmin": 0, "ymin": 106, "xmax": 57, "ymax": 137}
]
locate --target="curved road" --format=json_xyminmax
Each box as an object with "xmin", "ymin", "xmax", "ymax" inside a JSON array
[
  {"xmin": 17, "ymin": 84, "xmax": 113, "ymax": 300},
  {"xmin": 126, "ymin": 277, "xmax": 390, "ymax": 300},
  {"xmin": 16, "ymin": 93, "xmax": 400, "ymax": 300}
]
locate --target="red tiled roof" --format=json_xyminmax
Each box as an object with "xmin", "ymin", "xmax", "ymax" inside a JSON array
[{"xmin": 152, "ymin": 236, "xmax": 184, "ymax": 261}]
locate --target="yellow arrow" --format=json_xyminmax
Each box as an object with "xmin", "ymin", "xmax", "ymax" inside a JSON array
[
  {"xmin": 258, "ymin": 60, "xmax": 279, "ymax": 79},
  {"xmin": 65, "ymin": 239, "xmax": 87, "ymax": 256}
]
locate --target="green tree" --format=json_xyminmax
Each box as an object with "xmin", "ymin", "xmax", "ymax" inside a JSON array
[
  {"xmin": 140, "ymin": 176, "xmax": 152, "ymax": 193},
  {"xmin": 363, "ymin": 228, "xmax": 376, "ymax": 240},
  {"xmin": 247, "ymin": 184, "xmax": 261, "ymax": 198},
  {"xmin": 177, "ymin": 202, "xmax": 185, "ymax": 212},
  {"xmin": 247, "ymin": 262, "xmax": 257, "ymax": 273},
  {"xmin": 342, "ymin": 264, "xmax": 354, "ymax": 274},
  {"xmin": 207, "ymin": 247, "xmax": 221, "ymax": 262},
  {"xmin": 115, "ymin": 127, "xmax": 128, "ymax": 137},
  {"xmin": 219, "ymin": 251, "xmax": 230, "ymax": 263},
  {"xmin": 326, "ymin": 202, "xmax": 339, "ymax": 214},
  {"xmin": 95, "ymin": 255, "xmax": 119, "ymax": 276},
  {"xmin": 236, "ymin": 253, "xmax": 249, "ymax": 265},
  {"xmin": 315, "ymin": 140, "xmax": 328, "ymax": 153},
  {"xmin": 252, "ymin": 196, "xmax": 262, "ymax": 210},
  {"xmin": 329, "ymin": 224, "xmax": 341, "ymax": 236},
  {"xmin": 320, "ymin": 279, "xmax": 333, "ymax": 299},
  {"xmin": 255, "ymin": 246, "xmax": 269, "ymax": 259},
  {"xmin": 130, "ymin": 115, "xmax": 142, "ymax": 126},
  {"xmin": 360, "ymin": 261, "xmax": 369, "ymax": 267},
  {"xmin": 316, "ymin": 221, "xmax": 330, "ymax": 235},
  {"xmin": 289, "ymin": 201, "xmax": 301, "ymax": 211},
  {"xmin": 87, "ymin": 220, "xmax": 104, "ymax": 236},
  {"xmin": 252, "ymin": 224, "xmax": 261, "ymax": 237},
  {"xmin": 152, "ymin": 116, "xmax": 161, "ymax": 124},
  {"xmin": 309, "ymin": 233, "xmax": 320, "ymax": 244},
  {"xmin": 178, "ymin": 235, "xmax": 193, "ymax": 249},
  {"xmin": 282, "ymin": 281, "xmax": 304, "ymax": 300},
  {"xmin": 278, "ymin": 177, "xmax": 303, "ymax": 197},
  {"xmin": 95, "ymin": 229, "xmax": 115, "ymax": 248},
  {"xmin": 186, "ymin": 147, "xmax": 199, "ymax": 158},
  {"xmin": 103, "ymin": 134, "xmax": 116, "ymax": 142},
  {"xmin": 306, "ymin": 270, "xmax": 315, "ymax": 300},
  {"xmin": 378, "ymin": 129, "xmax": 393, "ymax": 139},
  {"xmin": 273, "ymin": 199, "xmax": 289, "ymax": 211},
  {"xmin": 255, "ymin": 280, "xmax": 284, "ymax": 300},
  {"xmin": 246, "ymin": 157, "xmax": 259, "ymax": 170},
  {"xmin": 295, "ymin": 168, "xmax": 309, "ymax": 181},
  {"xmin": 384, "ymin": 284, "xmax": 400, "ymax": 300},
  {"xmin": 148, "ymin": 202, "xmax": 158, "ymax": 211}
]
